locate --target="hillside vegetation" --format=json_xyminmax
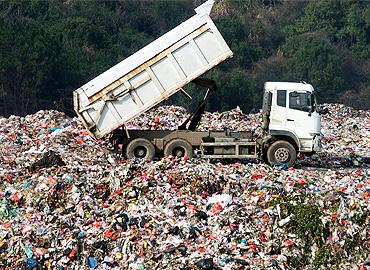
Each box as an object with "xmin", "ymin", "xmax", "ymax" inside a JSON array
[{"xmin": 0, "ymin": 0, "xmax": 369, "ymax": 116}]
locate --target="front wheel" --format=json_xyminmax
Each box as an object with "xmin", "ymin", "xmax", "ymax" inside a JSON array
[{"xmin": 267, "ymin": 140, "xmax": 297, "ymax": 167}]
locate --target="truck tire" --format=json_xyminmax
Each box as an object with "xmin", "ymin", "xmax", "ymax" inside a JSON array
[
  {"xmin": 267, "ymin": 140, "xmax": 296, "ymax": 166},
  {"xmin": 164, "ymin": 139, "xmax": 193, "ymax": 158},
  {"xmin": 125, "ymin": 138, "xmax": 155, "ymax": 161}
]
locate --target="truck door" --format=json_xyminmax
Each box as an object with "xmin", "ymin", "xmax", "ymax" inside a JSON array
[
  {"xmin": 268, "ymin": 90, "xmax": 287, "ymax": 131},
  {"xmin": 285, "ymin": 91, "xmax": 320, "ymax": 150}
]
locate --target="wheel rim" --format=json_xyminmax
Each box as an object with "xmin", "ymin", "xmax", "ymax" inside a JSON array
[
  {"xmin": 134, "ymin": 146, "xmax": 147, "ymax": 158},
  {"xmin": 173, "ymin": 147, "xmax": 185, "ymax": 157},
  {"xmin": 274, "ymin": 148, "xmax": 290, "ymax": 163}
]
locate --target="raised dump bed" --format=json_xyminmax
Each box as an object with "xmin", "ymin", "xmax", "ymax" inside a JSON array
[{"xmin": 73, "ymin": 0, "xmax": 233, "ymax": 139}]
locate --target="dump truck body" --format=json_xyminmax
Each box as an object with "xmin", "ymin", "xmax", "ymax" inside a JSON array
[{"xmin": 73, "ymin": 0, "xmax": 232, "ymax": 139}]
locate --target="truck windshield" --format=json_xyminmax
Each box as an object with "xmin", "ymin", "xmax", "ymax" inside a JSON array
[{"xmin": 289, "ymin": 91, "xmax": 315, "ymax": 112}]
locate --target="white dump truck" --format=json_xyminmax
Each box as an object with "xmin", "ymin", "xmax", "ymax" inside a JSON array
[{"xmin": 73, "ymin": 0, "xmax": 322, "ymax": 166}]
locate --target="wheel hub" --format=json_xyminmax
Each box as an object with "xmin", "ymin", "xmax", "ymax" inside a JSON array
[
  {"xmin": 275, "ymin": 148, "xmax": 289, "ymax": 163},
  {"xmin": 135, "ymin": 146, "xmax": 147, "ymax": 158},
  {"xmin": 173, "ymin": 147, "xmax": 185, "ymax": 157}
]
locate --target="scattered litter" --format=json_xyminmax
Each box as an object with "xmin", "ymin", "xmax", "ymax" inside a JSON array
[
  {"xmin": 0, "ymin": 104, "xmax": 369, "ymax": 269},
  {"xmin": 30, "ymin": 150, "xmax": 65, "ymax": 170}
]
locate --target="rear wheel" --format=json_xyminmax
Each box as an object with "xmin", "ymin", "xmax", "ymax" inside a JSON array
[
  {"xmin": 125, "ymin": 138, "xmax": 155, "ymax": 161},
  {"xmin": 267, "ymin": 140, "xmax": 296, "ymax": 166},
  {"xmin": 164, "ymin": 139, "xmax": 192, "ymax": 158}
]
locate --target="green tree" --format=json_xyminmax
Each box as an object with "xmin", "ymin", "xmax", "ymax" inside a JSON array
[
  {"xmin": 285, "ymin": 0, "xmax": 370, "ymax": 58},
  {"xmin": 0, "ymin": 0, "xmax": 369, "ymax": 117},
  {"xmin": 282, "ymin": 0, "xmax": 370, "ymax": 106},
  {"xmin": 0, "ymin": 0, "xmax": 56, "ymax": 115},
  {"xmin": 207, "ymin": 68, "xmax": 259, "ymax": 112},
  {"xmin": 282, "ymin": 33, "xmax": 345, "ymax": 99},
  {"xmin": 336, "ymin": 1, "xmax": 370, "ymax": 58}
]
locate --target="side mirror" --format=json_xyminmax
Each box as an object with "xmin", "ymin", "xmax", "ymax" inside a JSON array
[
  {"xmin": 320, "ymin": 108, "xmax": 329, "ymax": 115},
  {"xmin": 317, "ymin": 105, "xmax": 329, "ymax": 115},
  {"xmin": 308, "ymin": 105, "xmax": 313, "ymax": 114}
]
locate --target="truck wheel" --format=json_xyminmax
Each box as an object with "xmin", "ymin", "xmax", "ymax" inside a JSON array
[
  {"xmin": 267, "ymin": 140, "xmax": 296, "ymax": 166},
  {"xmin": 164, "ymin": 139, "xmax": 192, "ymax": 158},
  {"xmin": 125, "ymin": 138, "xmax": 155, "ymax": 160}
]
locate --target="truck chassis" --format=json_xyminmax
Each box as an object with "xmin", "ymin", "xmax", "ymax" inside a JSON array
[{"xmin": 112, "ymin": 129, "xmax": 258, "ymax": 160}]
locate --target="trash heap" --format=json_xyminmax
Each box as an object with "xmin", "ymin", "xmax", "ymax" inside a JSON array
[
  {"xmin": 294, "ymin": 104, "xmax": 369, "ymax": 168},
  {"xmin": 197, "ymin": 107, "xmax": 261, "ymax": 132},
  {"xmin": 0, "ymin": 105, "xmax": 369, "ymax": 270},
  {"xmin": 125, "ymin": 105, "xmax": 262, "ymax": 132}
]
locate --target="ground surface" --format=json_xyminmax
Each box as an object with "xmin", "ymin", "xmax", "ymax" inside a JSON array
[{"xmin": 0, "ymin": 104, "xmax": 369, "ymax": 269}]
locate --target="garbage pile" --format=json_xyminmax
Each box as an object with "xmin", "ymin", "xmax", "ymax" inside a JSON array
[
  {"xmin": 316, "ymin": 103, "xmax": 370, "ymax": 167},
  {"xmin": 126, "ymin": 106, "xmax": 189, "ymax": 131},
  {"xmin": 0, "ymin": 104, "xmax": 369, "ymax": 269},
  {"xmin": 126, "ymin": 105, "xmax": 261, "ymax": 132}
]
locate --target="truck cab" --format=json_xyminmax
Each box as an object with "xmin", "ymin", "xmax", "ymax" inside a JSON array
[{"xmin": 262, "ymin": 81, "xmax": 322, "ymax": 165}]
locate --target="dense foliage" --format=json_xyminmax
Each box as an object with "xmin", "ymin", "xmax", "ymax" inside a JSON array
[{"xmin": 0, "ymin": 0, "xmax": 369, "ymax": 117}]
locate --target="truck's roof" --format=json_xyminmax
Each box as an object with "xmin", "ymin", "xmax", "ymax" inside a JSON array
[{"xmin": 264, "ymin": 82, "xmax": 314, "ymax": 92}]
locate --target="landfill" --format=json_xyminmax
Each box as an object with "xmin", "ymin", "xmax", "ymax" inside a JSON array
[{"xmin": 0, "ymin": 104, "xmax": 369, "ymax": 269}]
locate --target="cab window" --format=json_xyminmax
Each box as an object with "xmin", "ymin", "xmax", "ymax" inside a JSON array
[
  {"xmin": 277, "ymin": 90, "xmax": 286, "ymax": 107},
  {"xmin": 289, "ymin": 92, "xmax": 311, "ymax": 112}
]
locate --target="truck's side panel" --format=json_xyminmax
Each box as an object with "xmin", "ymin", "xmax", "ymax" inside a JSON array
[{"xmin": 74, "ymin": 0, "xmax": 233, "ymax": 139}]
